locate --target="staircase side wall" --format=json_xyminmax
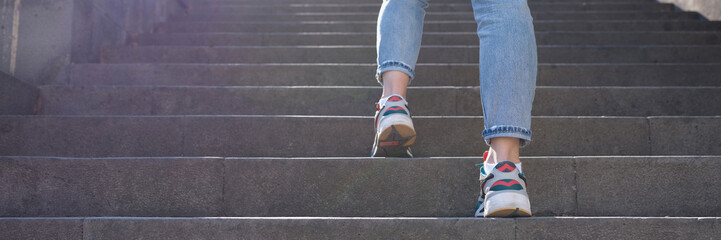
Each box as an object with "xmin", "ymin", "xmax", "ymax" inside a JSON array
[
  {"xmin": 0, "ymin": 0, "xmax": 185, "ymax": 86},
  {"xmin": 0, "ymin": 70, "xmax": 39, "ymax": 114}
]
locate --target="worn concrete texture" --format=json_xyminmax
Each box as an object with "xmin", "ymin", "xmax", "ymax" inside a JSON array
[
  {"xmin": 183, "ymin": 2, "xmax": 674, "ymax": 14},
  {"xmin": 0, "ymin": 218, "xmax": 83, "ymax": 240},
  {"xmin": 167, "ymin": 11, "xmax": 700, "ymax": 21},
  {"xmin": 649, "ymin": 116, "xmax": 721, "ymax": 155},
  {"xmin": 0, "ymin": 0, "xmax": 17, "ymax": 74},
  {"xmin": 516, "ymin": 217, "xmax": 721, "ymax": 239},
  {"xmin": 0, "ymin": 115, "xmax": 665, "ymax": 157},
  {"xmin": 83, "ymin": 217, "xmax": 515, "ymax": 240},
  {"xmin": 0, "ymin": 0, "xmax": 183, "ymax": 85},
  {"xmin": 151, "ymin": 20, "xmax": 721, "ymax": 33},
  {"xmin": 39, "ymin": 85, "xmax": 721, "ymax": 116},
  {"xmin": 132, "ymin": 32, "xmax": 721, "ymax": 46},
  {"xmin": 100, "ymin": 45, "xmax": 721, "ymax": 64},
  {"xmin": 68, "ymin": 63, "xmax": 721, "ymax": 87},
  {"xmin": 0, "ymin": 156, "xmax": 224, "ymax": 217},
  {"xmin": 2, "ymin": 217, "xmax": 718, "ymax": 239},
  {"xmin": 0, "ymin": 156, "xmax": 718, "ymax": 217},
  {"xmin": 223, "ymin": 157, "xmax": 575, "ymax": 217},
  {"xmin": 12, "ymin": 0, "xmax": 74, "ymax": 85},
  {"xmin": 0, "ymin": 71, "xmax": 38, "ymax": 114},
  {"xmin": 177, "ymin": 11, "xmax": 699, "ymax": 22},
  {"xmin": 36, "ymin": 85, "xmax": 721, "ymax": 116},
  {"xmin": 659, "ymin": 0, "xmax": 721, "ymax": 20},
  {"xmin": 576, "ymin": 156, "xmax": 721, "ymax": 216},
  {"xmin": 72, "ymin": 0, "xmax": 185, "ymax": 64}
]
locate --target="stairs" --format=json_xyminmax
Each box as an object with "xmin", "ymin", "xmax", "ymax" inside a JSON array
[{"xmin": 2, "ymin": 0, "xmax": 721, "ymax": 238}]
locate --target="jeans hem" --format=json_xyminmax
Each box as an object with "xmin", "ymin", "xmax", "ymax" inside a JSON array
[
  {"xmin": 376, "ymin": 60, "xmax": 415, "ymax": 86},
  {"xmin": 482, "ymin": 125, "xmax": 532, "ymax": 148}
]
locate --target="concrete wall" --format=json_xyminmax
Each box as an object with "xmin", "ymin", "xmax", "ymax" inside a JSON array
[
  {"xmin": 0, "ymin": 0, "xmax": 184, "ymax": 86},
  {"xmin": 658, "ymin": 0, "xmax": 721, "ymax": 20},
  {"xmin": 0, "ymin": 0, "xmax": 20, "ymax": 75},
  {"xmin": 0, "ymin": 70, "xmax": 38, "ymax": 114}
]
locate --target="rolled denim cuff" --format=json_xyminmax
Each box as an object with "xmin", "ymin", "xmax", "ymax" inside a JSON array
[
  {"xmin": 375, "ymin": 60, "xmax": 415, "ymax": 86},
  {"xmin": 482, "ymin": 125, "xmax": 533, "ymax": 148}
]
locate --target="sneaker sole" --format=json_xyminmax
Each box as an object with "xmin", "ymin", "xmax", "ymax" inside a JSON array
[
  {"xmin": 373, "ymin": 124, "xmax": 416, "ymax": 157},
  {"xmin": 485, "ymin": 207, "xmax": 532, "ymax": 218},
  {"xmin": 484, "ymin": 191, "xmax": 532, "ymax": 218}
]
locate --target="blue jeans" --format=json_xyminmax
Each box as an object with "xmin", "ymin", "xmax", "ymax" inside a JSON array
[{"xmin": 376, "ymin": 0, "xmax": 537, "ymax": 147}]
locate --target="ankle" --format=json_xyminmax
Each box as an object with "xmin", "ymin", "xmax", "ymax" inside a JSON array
[
  {"xmin": 487, "ymin": 137, "xmax": 521, "ymax": 164},
  {"xmin": 381, "ymin": 71, "xmax": 409, "ymax": 99}
]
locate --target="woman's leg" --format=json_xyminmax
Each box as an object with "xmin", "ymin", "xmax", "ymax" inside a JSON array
[
  {"xmin": 376, "ymin": 0, "xmax": 428, "ymax": 90},
  {"xmin": 471, "ymin": 0, "xmax": 537, "ymax": 217},
  {"xmin": 471, "ymin": 0, "xmax": 537, "ymax": 163},
  {"xmin": 372, "ymin": 0, "xmax": 428, "ymax": 157}
]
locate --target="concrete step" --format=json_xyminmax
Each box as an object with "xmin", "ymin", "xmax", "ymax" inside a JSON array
[
  {"xmin": 200, "ymin": 0, "xmax": 658, "ymax": 3},
  {"xmin": 178, "ymin": 11, "xmax": 700, "ymax": 21},
  {"xmin": 175, "ymin": 12, "xmax": 700, "ymax": 22},
  {"xmin": 2, "ymin": 156, "xmax": 719, "ymax": 217},
  {"xmin": 38, "ymin": 86, "xmax": 721, "ymax": 116},
  {"xmin": 130, "ymin": 31, "xmax": 721, "ymax": 46},
  {"xmin": 153, "ymin": 20, "xmax": 721, "ymax": 32},
  {"xmin": 172, "ymin": 11, "xmax": 699, "ymax": 23},
  {"xmin": 68, "ymin": 63, "xmax": 721, "ymax": 86},
  {"xmin": 187, "ymin": 2, "xmax": 676, "ymax": 13},
  {"xmin": 100, "ymin": 45, "xmax": 721, "ymax": 64},
  {"xmin": 3, "ymin": 217, "xmax": 720, "ymax": 239},
  {"xmin": 0, "ymin": 115, "xmax": 719, "ymax": 157}
]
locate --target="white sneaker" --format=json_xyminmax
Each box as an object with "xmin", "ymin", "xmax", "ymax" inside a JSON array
[
  {"xmin": 476, "ymin": 155, "xmax": 532, "ymax": 217},
  {"xmin": 370, "ymin": 94, "xmax": 416, "ymax": 157}
]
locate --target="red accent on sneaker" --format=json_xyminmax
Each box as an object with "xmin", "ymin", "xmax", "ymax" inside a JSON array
[
  {"xmin": 496, "ymin": 163, "xmax": 516, "ymax": 172},
  {"xmin": 491, "ymin": 179, "xmax": 522, "ymax": 187},
  {"xmin": 379, "ymin": 141, "xmax": 399, "ymax": 147},
  {"xmin": 388, "ymin": 96, "xmax": 403, "ymax": 102},
  {"xmin": 386, "ymin": 106, "xmax": 404, "ymax": 111}
]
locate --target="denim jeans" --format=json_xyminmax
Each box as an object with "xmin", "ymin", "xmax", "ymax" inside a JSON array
[{"xmin": 376, "ymin": 0, "xmax": 537, "ymax": 147}]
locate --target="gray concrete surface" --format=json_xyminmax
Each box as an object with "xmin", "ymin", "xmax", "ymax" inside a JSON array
[
  {"xmin": 1, "ymin": 217, "xmax": 719, "ymax": 239},
  {"xmin": 649, "ymin": 116, "xmax": 721, "ymax": 155},
  {"xmin": 222, "ymin": 157, "xmax": 576, "ymax": 217},
  {"xmin": 68, "ymin": 63, "xmax": 721, "ymax": 87},
  {"xmin": 131, "ymin": 32, "xmax": 721, "ymax": 46},
  {"xmin": 152, "ymin": 20, "xmax": 721, "ymax": 33},
  {"xmin": 187, "ymin": 2, "xmax": 675, "ymax": 13},
  {"xmin": 575, "ymin": 156, "xmax": 721, "ymax": 216},
  {"xmin": 82, "ymin": 217, "xmax": 515, "ymax": 240},
  {"xmin": 0, "ymin": 218, "xmax": 83, "ymax": 240},
  {"xmin": 100, "ymin": 45, "xmax": 721, "ymax": 64},
  {"xmin": 516, "ymin": 217, "xmax": 721, "ymax": 239},
  {"xmin": 0, "ymin": 156, "xmax": 223, "ymax": 217},
  {"xmin": 0, "ymin": 0, "xmax": 183, "ymax": 85},
  {"xmin": 2, "ymin": 156, "xmax": 719, "ymax": 217},
  {"xmin": 0, "ymin": 115, "xmax": 661, "ymax": 157},
  {"xmin": 36, "ymin": 85, "xmax": 721, "ymax": 116},
  {"xmin": 0, "ymin": 0, "xmax": 19, "ymax": 75},
  {"xmin": 0, "ymin": 71, "xmax": 38, "ymax": 114},
  {"xmin": 174, "ymin": 11, "xmax": 701, "ymax": 21}
]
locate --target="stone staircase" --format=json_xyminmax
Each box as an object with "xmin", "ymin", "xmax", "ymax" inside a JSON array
[{"xmin": 2, "ymin": 0, "xmax": 721, "ymax": 238}]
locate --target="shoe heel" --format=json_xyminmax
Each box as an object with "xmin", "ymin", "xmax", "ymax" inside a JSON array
[
  {"xmin": 374, "ymin": 124, "xmax": 416, "ymax": 157},
  {"xmin": 379, "ymin": 123, "xmax": 416, "ymax": 147},
  {"xmin": 484, "ymin": 191, "xmax": 532, "ymax": 217}
]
